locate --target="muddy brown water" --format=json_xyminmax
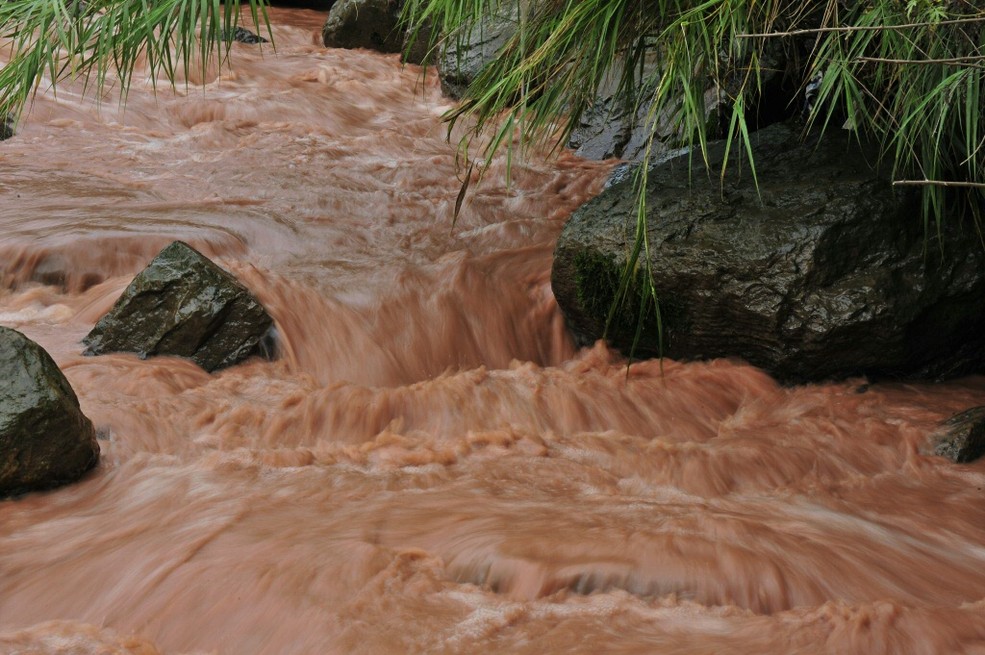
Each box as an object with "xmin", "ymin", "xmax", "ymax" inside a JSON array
[{"xmin": 3, "ymin": 9, "xmax": 985, "ymax": 655}]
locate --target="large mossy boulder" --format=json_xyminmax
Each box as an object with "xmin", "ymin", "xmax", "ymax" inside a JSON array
[
  {"xmin": 83, "ymin": 241, "xmax": 274, "ymax": 373},
  {"xmin": 1, "ymin": 327, "xmax": 99, "ymax": 496},
  {"xmin": 552, "ymin": 122, "xmax": 985, "ymax": 383}
]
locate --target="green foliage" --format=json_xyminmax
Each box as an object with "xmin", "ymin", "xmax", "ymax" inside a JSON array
[
  {"xmin": 403, "ymin": 0, "xmax": 984, "ymax": 208},
  {"xmin": 0, "ymin": 0, "xmax": 271, "ymax": 120},
  {"xmin": 401, "ymin": 0, "xmax": 984, "ymax": 345}
]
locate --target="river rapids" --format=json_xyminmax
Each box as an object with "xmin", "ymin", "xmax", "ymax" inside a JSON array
[{"xmin": 2, "ymin": 8, "xmax": 985, "ymax": 655}]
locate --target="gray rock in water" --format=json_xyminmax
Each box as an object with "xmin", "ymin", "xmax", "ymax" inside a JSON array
[
  {"xmin": 1, "ymin": 327, "xmax": 99, "ymax": 496},
  {"xmin": 83, "ymin": 241, "xmax": 274, "ymax": 372},
  {"xmin": 552, "ymin": 122, "xmax": 985, "ymax": 382},
  {"xmin": 322, "ymin": 0, "xmax": 404, "ymax": 54},
  {"xmin": 932, "ymin": 407, "xmax": 985, "ymax": 463}
]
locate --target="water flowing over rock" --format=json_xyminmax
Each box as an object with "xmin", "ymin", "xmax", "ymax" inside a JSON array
[
  {"xmin": 932, "ymin": 406, "xmax": 985, "ymax": 463},
  {"xmin": 552, "ymin": 122, "xmax": 985, "ymax": 382},
  {"xmin": 82, "ymin": 241, "xmax": 274, "ymax": 372},
  {"xmin": 322, "ymin": 0, "xmax": 403, "ymax": 54},
  {"xmin": 0, "ymin": 327, "xmax": 99, "ymax": 496}
]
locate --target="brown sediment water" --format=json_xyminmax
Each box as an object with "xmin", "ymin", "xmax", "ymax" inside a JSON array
[{"xmin": 2, "ymin": 9, "xmax": 985, "ymax": 655}]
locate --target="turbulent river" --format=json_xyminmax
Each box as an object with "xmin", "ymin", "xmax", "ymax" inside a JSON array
[{"xmin": 3, "ymin": 8, "xmax": 985, "ymax": 654}]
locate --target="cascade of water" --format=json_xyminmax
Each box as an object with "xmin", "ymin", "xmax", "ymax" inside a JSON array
[{"xmin": 2, "ymin": 8, "xmax": 984, "ymax": 654}]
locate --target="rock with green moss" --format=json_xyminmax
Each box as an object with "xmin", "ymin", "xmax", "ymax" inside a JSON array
[
  {"xmin": 552, "ymin": 122, "xmax": 985, "ymax": 382},
  {"xmin": 1, "ymin": 327, "xmax": 99, "ymax": 496},
  {"xmin": 83, "ymin": 241, "xmax": 274, "ymax": 372}
]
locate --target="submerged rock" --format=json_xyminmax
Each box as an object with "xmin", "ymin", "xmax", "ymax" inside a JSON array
[
  {"xmin": 1, "ymin": 327, "xmax": 99, "ymax": 496},
  {"xmin": 322, "ymin": 0, "xmax": 404, "ymax": 53},
  {"xmin": 223, "ymin": 26, "xmax": 269, "ymax": 45},
  {"xmin": 932, "ymin": 407, "xmax": 985, "ymax": 463},
  {"xmin": 552, "ymin": 122, "xmax": 985, "ymax": 382},
  {"xmin": 83, "ymin": 241, "xmax": 274, "ymax": 372}
]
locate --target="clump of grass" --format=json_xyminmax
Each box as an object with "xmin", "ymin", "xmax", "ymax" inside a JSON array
[{"xmin": 0, "ymin": 0, "xmax": 271, "ymax": 121}]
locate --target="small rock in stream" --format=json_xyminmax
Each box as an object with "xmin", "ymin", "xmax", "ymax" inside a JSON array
[
  {"xmin": 931, "ymin": 406, "xmax": 985, "ymax": 463},
  {"xmin": 222, "ymin": 26, "xmax": 268, "ymax": 45},
  {"xmin": 1, "ymin": 326, "xmax": 99, "ymax": 496},
  {"xmin": 0, "ymin": 115, "xmax": 14, "ymax": 141},
  {"xmin": 82, "ymin": 241, "xmax": 275, "ymax": 372}
]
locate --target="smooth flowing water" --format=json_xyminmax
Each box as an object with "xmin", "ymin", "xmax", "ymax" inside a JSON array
[{"xmin": 3, "ymin": 9, "xmax": 985, "ymax": 654}]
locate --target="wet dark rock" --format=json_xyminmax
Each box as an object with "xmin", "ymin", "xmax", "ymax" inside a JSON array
[
  {"xmin": 571, "ymin": 48, "xmax": 794, "ymax": 163},
  {"xmin": 435, "ymin": 23, "xmax": 714, "ymax": 161},
  {"xmin": 1, "ymin": 326, "xmax": 99, "ymax": 496},
  {"xmin": 568, "ymin": 82, "xmax": 723, "ymax": 163},
  {"xmin": 322, "ymin": 0, "xmax": 404, "ymax": 54},
  {"xmin": 83, "ymin": 241, "xmax": 274, "ymax": 373},
  {"xmin": 401, "ymin": 16, "xmax": 435, "ymax": 66},
  {"xmin": 436, "ymin": 17, "xmax": 798, "ymax": 162},
  {"xmin": 0, "ymin": 115, "xmax": 14, "ymax": 141},
  {"xmin": 566, "ymin": 54, "xmax": 702, "ymax": 163},
  {"xmin": 931, "ymin": 407, "xmax": 985, "ymax": 463},
  {"xmin": 436, "ymin": 7, "xmax": 517, "ymax": 98},
  {"xmin": 222, "ymin": 26, "xmax": 268, "ymax": 45},
  {"xmin": 552, "ymin": 122, "xmax": 985, "ymax": 383},
  {"xmin": 567, "ymin": 93, "xmax": 658, "ymax": 162}
]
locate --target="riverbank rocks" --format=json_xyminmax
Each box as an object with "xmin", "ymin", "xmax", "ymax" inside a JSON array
[
  {"xmin": 931, "ymin": 407, "xmax": 985, "ymax": 463},
  {"xmin": 83, "ymin": 241, "xmax": 274, "ymax": 373},
  {"xmin": 1, "ymin": 327, "xmax": 99, "ymax": 496},
  {"xmin": 436, "ymin": 7, "xmax": 517, "ymax": 98},
  {"xmin": 552, "ymin": 122, "xmax": 985, "ymax": 382},
  {"xmin": 322, "ymin": 0, "xmax": 404, "ymax": 54},
  {"xmin": 434, "ymin": 18, "xmax": 713, "ymax": 161}
]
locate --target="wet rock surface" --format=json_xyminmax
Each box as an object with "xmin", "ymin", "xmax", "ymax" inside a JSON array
[
  {"xmin": 436, "ymin": 7, "xmax": 517, "ymax": 98},
  {"xmin": 1, "ymin": 327, "xmax": 99, "ymax": 496},
  {"xmin": 566, "ymin": 56, "xmax": 689, "ymax": 163},
  {"xmin": 436, "ymin": 25, "xmax": 711, "ymax": 162},
  {"xmin": 83, "ymin": 241, "xmax": 274, "ymax": 373},
  {"xmin": 932, "ymin": 406, "xmax": 985, "ymax": 463},
  {"xmin": 567, "ymin": 92, "xmax": 659, "ymax": 162},
  {"xmin": 0, "ymin": 116, "xmax": 13, "ymax": 141},
  {"xmin": 322, "ymin": 0, "xmax": 404, "ymax": 54},
  {"xmin": 552, "ymin": 122, "xmax": 985, "ymax": 382},
  {"xmin": 223, "ymin": 26, "xmax": 268, "ymax": 45}
]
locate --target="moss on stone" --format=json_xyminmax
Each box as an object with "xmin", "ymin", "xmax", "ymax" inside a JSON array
[{"xmin": 571, "ymin": 249, "xmax": 663, "ymax": 357}]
